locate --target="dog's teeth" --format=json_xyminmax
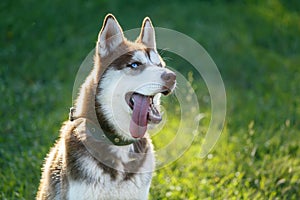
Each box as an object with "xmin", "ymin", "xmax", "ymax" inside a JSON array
[
  {"xmin": 150, "ymin": 96, "xmax": 154, "ymax": 103},
  {"xmin": 130, "ymin": 97, "xmax": 135, "ymax": 105}
]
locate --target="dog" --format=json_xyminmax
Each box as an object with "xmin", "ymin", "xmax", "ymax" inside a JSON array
[{"xmin": 36, "ymin": 14, "xmax": 176, "ymax": 200}]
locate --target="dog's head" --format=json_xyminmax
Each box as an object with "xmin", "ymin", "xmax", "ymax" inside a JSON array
[{"xmin": 95, "ymin": 14, "xmax": 176, "ymax": 141}]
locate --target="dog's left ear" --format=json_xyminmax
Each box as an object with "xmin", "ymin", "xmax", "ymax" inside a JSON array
[{"xmin": 137, "ymin": 17, "xmax": 156, "ymax": 50}]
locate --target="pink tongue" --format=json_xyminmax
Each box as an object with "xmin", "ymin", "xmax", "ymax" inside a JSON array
[{"xmin": 129, "ymin": 94, "xmax": 150, "ymax": 138}]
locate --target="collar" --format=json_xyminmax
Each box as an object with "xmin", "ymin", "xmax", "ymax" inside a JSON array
[
  {"xmin": 103, "ymin": 130, "xmax": 136, "ymax": 146},
  {"xmin": 69, "ymin": 107, "xmax": 136, "ymax": 146}
]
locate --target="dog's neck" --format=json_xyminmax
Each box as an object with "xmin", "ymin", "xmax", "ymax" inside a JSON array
[
  {"xmin": 70, "ymin": 105, "xmax": 135, "ymax": 146},
  {"xmin": 71, "ymin": 67, "xmax": 136, "ymax": 146},
  {"xmin": 68, "ymin": 117, "xmax": 153, "ymax": 174}
]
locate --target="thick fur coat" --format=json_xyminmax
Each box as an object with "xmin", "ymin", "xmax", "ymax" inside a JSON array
[{"xmin": 37, "ymin": 14, "xmax": 176, "ymax": 200}]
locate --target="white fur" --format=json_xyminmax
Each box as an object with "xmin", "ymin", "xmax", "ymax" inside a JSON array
[
  {"xmin": 108, "ymin": 145, "xmax": 132, "ymax": 164},
  {"xmin": 68, "ymin": 179, "xmax": 150, "ymax": 200},
  {"xmin": 67, "ymin": 147, "xmax": 153, "ymax": 200},
  {"xmin": 149, "ymin": 50, "xmax": 161, "ymax": 65},
  {"xmin": 132, "ymin": 51, "xmax": 149, "ymax": 65},
  {"xmin": 132, "ymin": 50, "xmax": 162, "ymax": 66}
]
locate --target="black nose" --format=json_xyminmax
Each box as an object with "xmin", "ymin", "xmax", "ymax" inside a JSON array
[{"xmin": 161, "ymin": 71, "xmax": 176, "ymax": 88}]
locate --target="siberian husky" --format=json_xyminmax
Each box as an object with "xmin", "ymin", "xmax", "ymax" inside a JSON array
[{"xmin": 37, "ymin": 14, "xmax": 176, "ymax": 200}]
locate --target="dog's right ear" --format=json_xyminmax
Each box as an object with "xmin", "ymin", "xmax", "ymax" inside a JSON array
[{"xmin": 97, "ymin": 14, "xmax": 124, "ymax": 57}]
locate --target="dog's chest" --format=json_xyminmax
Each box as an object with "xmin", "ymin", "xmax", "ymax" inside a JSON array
[
  {"xmin": 67, "ymin": 173, "xmax": 151, "ymax": 200},
  {"xmin": 67, "ymin": 160, "xmax": 152, "ymax": 200},
  {"xmin": 66, "ymin": 143, "xmax": 154, "ymax": 200}
]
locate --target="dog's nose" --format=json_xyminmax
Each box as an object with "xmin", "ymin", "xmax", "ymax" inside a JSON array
[{"xmin": 161, "ymin": 71, "xmax": 176, "ymax": 88}]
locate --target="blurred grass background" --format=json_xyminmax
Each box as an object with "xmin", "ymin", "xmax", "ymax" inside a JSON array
[{"xmin": 1, "ymin": 0, "xmax": 300, "ymax": 199}]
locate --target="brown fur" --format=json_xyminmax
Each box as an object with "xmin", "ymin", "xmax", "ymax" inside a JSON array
[{"xmin": 37, "ymin": 14, "xmax": 170, "ymax": 200}]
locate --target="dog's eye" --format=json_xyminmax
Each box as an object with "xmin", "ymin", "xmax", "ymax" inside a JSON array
[{"xmin": 127, "ymin": 62, "xmax": 141, "ymax": 69}]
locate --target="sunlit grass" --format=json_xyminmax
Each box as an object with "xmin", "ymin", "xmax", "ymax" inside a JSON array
[{"xmin": 1, "ymin": 0, "xmax": 300, "ymax": 199}]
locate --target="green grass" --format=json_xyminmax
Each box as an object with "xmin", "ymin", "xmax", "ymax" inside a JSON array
[{"xmin": 1, "ymin": 0, "xmax": 300, "ymax": 199}]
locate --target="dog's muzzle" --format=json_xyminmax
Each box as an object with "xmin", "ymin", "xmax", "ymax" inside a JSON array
[{"xmin": 125, "ymin": 70, "xmax": 176, "ymax": 139}]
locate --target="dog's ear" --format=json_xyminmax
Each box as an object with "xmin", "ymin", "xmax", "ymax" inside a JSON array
[
  {"xmin": 97, "ymin": 14, "xmax": 124, "ymax": 57},
  {"xmin": 137, "ymin": 17, "xmax": 156, "ymax": 49}
]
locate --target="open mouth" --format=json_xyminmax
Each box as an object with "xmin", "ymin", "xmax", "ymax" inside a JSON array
[{"xmin": 125, "ymin": 88, "xmax": 171, "ymax": 139}]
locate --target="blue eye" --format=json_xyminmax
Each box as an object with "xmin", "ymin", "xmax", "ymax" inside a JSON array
[
  {"xmin": 127, "ymin": 62, "xmax": 141, "ymax": 69},
  {"xmin": 131, "ymin": 63, "xmax": 138, "ymax": 68}
]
